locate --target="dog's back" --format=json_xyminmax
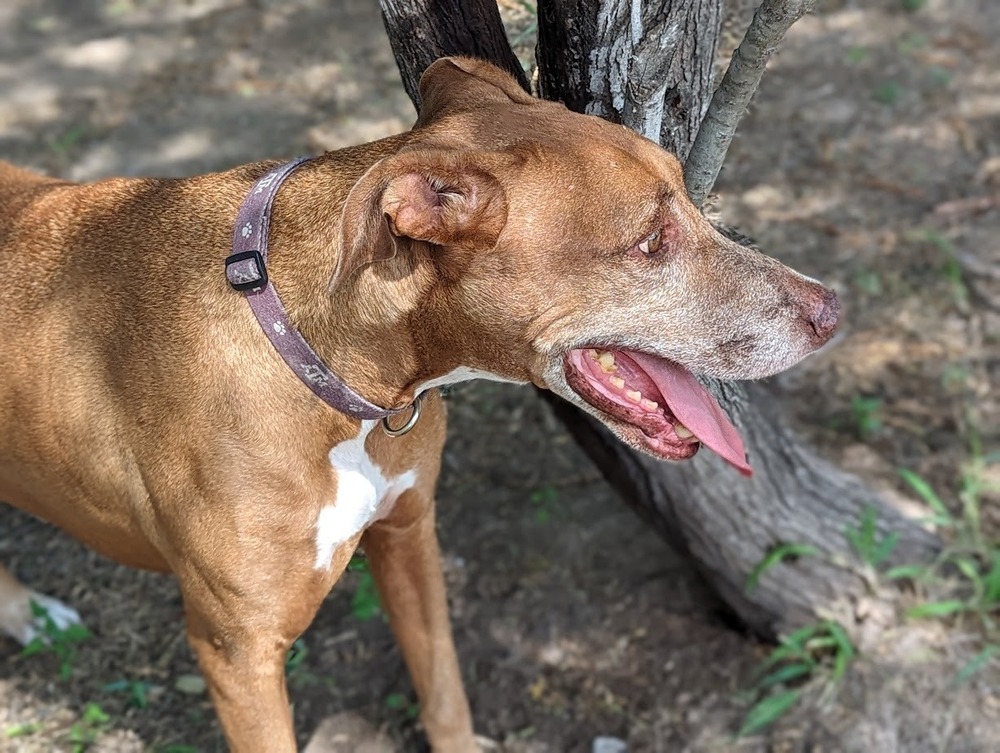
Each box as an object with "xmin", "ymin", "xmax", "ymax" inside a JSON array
[
  {"xmin": 0, "ymin": 161, "xmax": 68, "ymax": 220},
  {"xmin": 0, "ymin": 162, "xmax": 76, "ymax": 296},
  {"xmin": 0, "ymin": 164, "xmax": 134, "ymax": 542}
]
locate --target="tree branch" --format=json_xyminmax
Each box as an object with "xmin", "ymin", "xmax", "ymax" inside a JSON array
[{"xmin": 685, "ymin": 0, "xmax": 818, "ymax": 205}]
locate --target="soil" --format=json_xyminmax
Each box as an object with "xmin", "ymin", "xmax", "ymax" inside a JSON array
[{"xmin": 1, "ymin": 0, "xmax": 997, "ymax": 751}]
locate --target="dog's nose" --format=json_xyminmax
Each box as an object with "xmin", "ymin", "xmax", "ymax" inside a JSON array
[{"xmin": 804, "ymin": 288, "xmax": 840, "ymax": 345}]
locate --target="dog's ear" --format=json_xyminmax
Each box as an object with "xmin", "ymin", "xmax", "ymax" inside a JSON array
[
  {"xmin": 335, "ymin": 151, "xmax": 508, "ymax": 287},
  {"xmin": 416, "ymin": 56, "xmax": 534, "ymax": 124}
]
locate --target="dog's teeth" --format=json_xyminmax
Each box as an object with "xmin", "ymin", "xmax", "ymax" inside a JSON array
[
  {"xmin": 587, "ymin": 349, "xmax": 598, "ymax": 360},
  {"xmin": 625, "ymin": 390, "xmax": 642, "ymax": 402},
  {"xmin": 609, "ymin": 376, "xmax": 626, "ymax": 389},
  {"xmin": 675, "ymin": 424, "xmax": 694, "ymax": 439},
  {"xmin": 641, "ymin": 398, "xmax": 659, "ymax": 411},
  {"xmin": 597, "ymin": 351, "xmax": 617, "ymax": 372}
]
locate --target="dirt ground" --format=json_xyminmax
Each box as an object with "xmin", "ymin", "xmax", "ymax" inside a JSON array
[{"xmin": 1, "ymin": 0, "xmax": 998, "ymax": 751}]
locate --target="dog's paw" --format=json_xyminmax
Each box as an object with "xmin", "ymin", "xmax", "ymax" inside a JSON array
[
  {"xmin": 304, "ymin": 712, "xmax": 396, "ymax": 753},
  {"xmin": 2, "ymin": 592, "xmax": 84, "ymax": 647},
  {"xmin": 474, "ymin": 735, "xmax": 501, "ymax": 751}
]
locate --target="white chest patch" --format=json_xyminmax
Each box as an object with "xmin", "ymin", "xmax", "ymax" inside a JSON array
[
  {"xmin": 314, "ymin": 421, "xmax": 417, "ymax": 570},
  {"xmin": 416, "ymin": 366, "xmax": 524, "ymax": 393}
]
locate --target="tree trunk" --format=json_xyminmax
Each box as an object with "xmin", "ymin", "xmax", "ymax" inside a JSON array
[
  {"xmin": 379, "ymin": 0, "xmax": 529, "ymax": 110},
  {"xmin": 379, "ymin": 0, "xmax": 941, "ymax": 639},
  {"xmin": 536, "ymin": 0, "xmax": 720, "ymax": 160}
]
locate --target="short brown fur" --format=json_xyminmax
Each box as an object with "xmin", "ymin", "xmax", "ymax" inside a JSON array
[{"xmin": 0, "ymin": 58, "xmax": 837, "ymax": 751}]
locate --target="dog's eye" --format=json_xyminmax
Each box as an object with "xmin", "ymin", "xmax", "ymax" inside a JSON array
[{"xmin": 634, "ymin": 228, "xmax": 664, "ymax": 257}]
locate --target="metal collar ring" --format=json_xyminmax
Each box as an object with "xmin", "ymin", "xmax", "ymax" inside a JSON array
[{"xmin": 381, "ymin": 396, "xmax": 423, "ymax": 437}]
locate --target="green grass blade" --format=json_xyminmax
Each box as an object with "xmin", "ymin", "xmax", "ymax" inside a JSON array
[
  {"xmin": 885, "ymin": 564, "xmax": 927, "ymax": 581},
  {"xmin": 4, "ymin": 722, "xmax": 41, "ymax": 738},
  {"xmin": 738, "ymin": 690, "xmax": 800, "ymax": 737},
  {"xmin": 870, "ymin": 531, "xmax": 900, "ymax": 566},
  {"xmin": 285, "ymin": 638, "xmax": 309, "ymax": 673},
  {"xmin": 760, "ymin": 624, "xmax": 822, "ymax": 668},
  {"xmin": 898, "ymin": 469, "xmax": 952, "ymax": 522},
  {"xmin": 907, "ymin": 600, "xmax": 967, "ymax": 619},
  {"xmin": 761, "ymin": 643, "xmax": 806, "ymax": 668},
  {"xmin": 350, "ymin": 570, "xmax": 382, "ymax": 621},
  {"xmin": 19, "ymin": 638, "xmax": 46, "ymax": 658},
  {"xmin": 756, "ymin": 662, "xmax": 813, "ymax": 690},
  {"xmin": 780, "ymin": 624, "xmax": 824, "ymax": 650},
  {"xmin": 346, "ymin": 554, "xmax": 369, "ymax": 573},
  {"xmin": 81, "ymin": 703, "xmax": 109, "ymax": 726},
  {"xmin": 746, "ymin": 544, "xmax": 820, "ymax": 593},
  {"xmin": 62, "ymin": 624, "xmax": 92, "ymax": 642},
  {"xmin": 823, "ymin": 621, "xmax": 856, "ymax": 682},
  {"xmin": 954, "ymin": 645, "xmax": 999, "ymax": 685},
  {"xmin": 981, "ymin": 550, "xmax": 1000, "ymax": 606}
]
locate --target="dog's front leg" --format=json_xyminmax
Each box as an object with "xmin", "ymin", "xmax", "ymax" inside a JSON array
[
  {"xmin": 178, "ymin": 536, "xmax": 359, "ymax": 752},
  {"xmin": 364, "ymin": 492, "xmax": 476, "ymax": 752},
  {"xmin": 186, "ymin": 612, "xmax": 297, "ymax": 751}
]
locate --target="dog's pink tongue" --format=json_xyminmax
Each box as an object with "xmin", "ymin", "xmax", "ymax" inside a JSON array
[{"xmin": 628, "ymin": 352, "xmax": 752, "ymax": 476}]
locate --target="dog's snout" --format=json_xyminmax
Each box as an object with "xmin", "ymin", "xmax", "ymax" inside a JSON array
[{"xmin": 803, "ymin": 287, "xmax": 840, "ymax": 345}]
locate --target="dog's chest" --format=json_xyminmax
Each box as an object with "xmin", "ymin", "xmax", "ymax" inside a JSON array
[{"xmin": 313, "ymin": 421, "xmax": 416, "ymax": 569}]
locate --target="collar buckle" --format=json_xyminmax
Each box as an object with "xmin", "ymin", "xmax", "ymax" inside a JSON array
[
  {"xmin": 228, "ymin": 157, "xmax": 407, "ymax": 424},
  {"xmin": 225, "ymin": 250, "xmax": 268, "ymax": 292}
]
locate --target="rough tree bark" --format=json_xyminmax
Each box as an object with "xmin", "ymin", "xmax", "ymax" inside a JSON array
[
  {"xmin": 380, "ymin": 0, "xmax": 941, "ymax": 639},
  {"xmin": 536, "ymin": 0, "xmax": 719, "ymax": 160},
  {"xmin": 378, "ymin": 0, "xmax": 529, "ymax": 108}
]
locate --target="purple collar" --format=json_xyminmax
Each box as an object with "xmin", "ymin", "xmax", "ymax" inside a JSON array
[{"xmin": 224, "ymin": 157, "xmax": 409, "ymax": 423}]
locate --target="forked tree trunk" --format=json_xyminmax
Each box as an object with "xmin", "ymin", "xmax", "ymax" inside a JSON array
[
  {"xmin": 380, "ymin": 0, "xmax": 941, "ymax": 639},
  {"xmin": 378, "ymin": 0, "xmax": 529, "ymax": 107}
]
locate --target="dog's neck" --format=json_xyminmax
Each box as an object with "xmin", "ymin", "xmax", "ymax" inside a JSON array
[{"xmin": 256, "ymin": 149, "xmax": 462, "ymax": 413}]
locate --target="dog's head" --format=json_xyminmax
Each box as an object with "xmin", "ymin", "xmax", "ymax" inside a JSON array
[{"xmin": 336, "ymin": 57, "xmax": 839, "ymax": 474}]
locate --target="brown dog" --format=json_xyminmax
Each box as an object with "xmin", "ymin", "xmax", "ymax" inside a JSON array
[{"xmin": 0, "ymin": 57, "xmax": 837, "ymax": 751}]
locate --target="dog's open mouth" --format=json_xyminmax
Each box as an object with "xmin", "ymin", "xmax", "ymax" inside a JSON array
[{"xmin": 563, "ymin": 348, "xmax": 752, "ymax": 476}]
